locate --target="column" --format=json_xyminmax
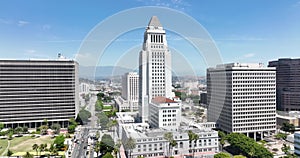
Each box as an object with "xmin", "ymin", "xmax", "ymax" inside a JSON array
[{"xmin": 254, "ymin": 132, "xmax": 257, "ymax": 141}]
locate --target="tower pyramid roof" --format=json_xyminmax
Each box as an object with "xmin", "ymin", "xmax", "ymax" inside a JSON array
[{"xmin": 148, "ymin": 16, "xmax": 162, "ymax": 27}]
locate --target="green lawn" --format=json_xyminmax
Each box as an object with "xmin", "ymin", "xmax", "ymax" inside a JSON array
[
  {"xmin": 9, "ymin": 136, "xmax": 55, "ymax": 153},
  {"xmin": 0, "ymin": 139, "xmax": 8, "ymax": 156},
  {"xmin": 0, "ymin": 135, "xmax": 56, "ymax": 156}
]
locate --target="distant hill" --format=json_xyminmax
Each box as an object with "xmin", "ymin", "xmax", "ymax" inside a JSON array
[{"xmin": 79, "ymin": 66, "xmax": 134, "ymax": 79}]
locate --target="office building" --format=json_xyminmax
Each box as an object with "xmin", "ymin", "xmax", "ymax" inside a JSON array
[
  {"xmin": 207, "ymin": 63, "xmax": 276, "ymax": 139},
  {"xmin": 139, "ymin": 16, "xmax": 173, "ymax": 123},
  {"xmin": 295, "ymin": 131, "xmax": 300, "ymax": 156},
  {"xmin": 121, "ymin": 72, "xmax": 139, "ymax": 111},
  {"xmin": 268, "ymin": 58, "xmax": 300, "ymax": 111},
  {"xmin": 0, "ymin": 59, "xmax": 79, "ymax": 128},
  {"xmin": 149, "ymin": 96, "xmax": 181, "ymax": 131}
]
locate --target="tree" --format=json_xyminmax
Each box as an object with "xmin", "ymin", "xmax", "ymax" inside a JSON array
[
  {"xmin": 188, "ymin": 130, "xmax": 199, "ymax": 157},
  {"xmin": 233, "ymin": 155, "xmax": 247, "ymax": 158},
  {"xmin": 23, "ymin": 126, "xmax": 28, "ymax": 133},
  {"xmin": 281, "ymin": 122, "xmax": 295, "ymax": 132},
  {"xmin": 51, "ymin": 123, "xmax": 61, "ymax": 134},
  {"xmin": 282, "ymin": 143, "xmax": 291, "ymax": 155},
  {"xmin": 214, "ymin": 152, "xmax": 231, "ymax": 158},
  {"xmin": 23, "ymin": 151, "xmax": 34, "ymax": 158},
  {"xmin": 14, "ymin": 126, "xmax": 23, "ymax": 135},
  {"xmin": 226, "ymin": 133, "xmax": 272, "ymax": 158},
  {"xmin": 0, "ymin": 123, "xmax": 4, "ymax": 130},
  {"xmin": 43, "ymin": 119, "xmax": 48, "ymax": 126},
  {"xmin": 39, "ymin": 144, "xmax": 47, "ymax": 156},
  {"xmin": 49, "ymin": 143, "xmax": 58, "ymax": 156},
  {"xmin": 98, "ymin": 112, "xmax": 109, "ymax": 130},
  {"xmin": 69, "ymin": 118, "xmax": 78, "ymax": 126},
  {"xmin": 164, "ymin": 132, "xmax": 177, "ymax": 157},
  {"xmin": 78, "ymin": 108, "xmax": 92, "ymax": 122},
  {"xmin": 94, "ymin": 141, "xmax": 101, "ymax": 157},
  {"xmin": 102, "ymin": 152, "xmax": 114, "ymax": 158},
  {"xmin": 39, "ymin": 125, "xmax": 48, "ymax": 135},
  {"xmin": 8, "ymin": 131, "xmax": 13, "ymax": 140},
  {"xmin": 32, "ymin": 143, "xmax": 39, "ymax": 156},
  {"xmin": 125, "ymin": 137, "xmax": 136, "ymax": 158},
  {"xmin": 68, "ymin": 125, "xmax": 76, "ymax": 133},
  {"xmin": 54, "ymin": 135, "xmax": 65, "ymax": 150},
  {"xmin": 7, "ymin": 149, "xmax": 13, "ymax": 156},
  {"xmin": 114, "ymin": 139, "xmax": 122, "ymax": 157},
  {"xmin": 275, "ymin": 133, "xmax": 287, "ymax": 140},
  {"xmin": 99, "ymin": 134, "xmax": 115, "ymax": 156},
  {"xmin": 218, "ymin": 131, "xmax": 226, "ymax": 151}
]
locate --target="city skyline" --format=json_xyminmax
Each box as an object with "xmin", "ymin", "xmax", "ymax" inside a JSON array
[{"xmin": 1, "ymin": 1, "xmax": 300, "ymax": 76}]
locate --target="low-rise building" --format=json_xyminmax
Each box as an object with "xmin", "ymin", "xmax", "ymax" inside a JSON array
[
  {"xmin": 121, "ymin": 124, "xmax": 218, "ymax": 158},
  {"xmin": 149, "ymin": 96, "xmax": 181, "ymax": 131}
]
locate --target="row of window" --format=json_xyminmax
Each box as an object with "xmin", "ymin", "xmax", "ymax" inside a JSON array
[
  {"xmin": 233, "ymin": 118, "xmax": 275, "ymax": 123},
  {"xmin": 233, "ymin": 126, "xmax": 276, "ymax": 131},
  {"xmin": 233, "ymin": 99, "xmax": 275, "ymax": 103},
  {"xmin": 233, "ymin": 114, "xmax": 276, "ymax": 119}
]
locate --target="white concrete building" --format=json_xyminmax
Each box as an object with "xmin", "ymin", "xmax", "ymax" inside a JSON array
[
  {"xmin": 294, "ymin": 132, "xmax": 300, "ymax": 156},
  {"xmin": 149, "ymin": 96, "xmax": 181, "ymax": 131},
  {"xmin": 139, "ymin": 16, "xmax": 173, "ymax": 123},
  {"xmin": 0, "ymin": 59, "xmax": 79, "ymax": 128},
  {"xmin": 207, "ymin": 63, "xmax": 276, "ymax": 139},
  {"xmin": 121, "ymin": 123, "xmax": 218, "ymax": 158},
  {"xmin": 121, "ymin": 72, "xmax": 139, "ymax": 111},
  {"xmin": 80, "ymin": 82, "xmax": 90, "ymax": 93}
]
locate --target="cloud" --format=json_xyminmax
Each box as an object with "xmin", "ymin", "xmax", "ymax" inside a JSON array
[
  {"xmin": 244, "ymin": 53, "xmax": 255, "ymax": 58},
  {"xmin": 26, "ymin": 49, "xmax": 36, "ymax": 54},
  {"xmin": 18, "ymin": 20, "xmax": 29, "ymax": 26},
  {"xmin": 136, "ymin": 0, "xmax": 190, "ymax": 11}
]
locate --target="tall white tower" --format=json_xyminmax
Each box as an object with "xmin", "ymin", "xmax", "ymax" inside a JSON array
[{"xmin": 139, "ymin": 16, "xmax": 173, "ymax": 123}]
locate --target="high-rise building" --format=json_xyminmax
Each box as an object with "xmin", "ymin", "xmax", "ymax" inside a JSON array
[
  {"xmin": 0, "ymin": 59, "xmax": 79, "ymax": 128},
  {"xmin": 121, "ymin": 72, "xmax": 139, "ymax": 111},
  {"xmin": 294, "ymin": 131, "xmax": 300, "ymax": 156},
  {"xmin": 207, "ymin": 63, "xmax": 276, "ymax": 139},
  {"xmin": 139, "ymin": 16, "xmax": 173, "ymax": 123},
  {"xmin": 268, "ymin": 58, "xmax": 300, "ymax": 111}
]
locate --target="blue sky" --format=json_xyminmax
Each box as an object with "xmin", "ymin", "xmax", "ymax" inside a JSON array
[{"xmin": 0, "ymin": 0, "xmax": 300, "ymax": 75}]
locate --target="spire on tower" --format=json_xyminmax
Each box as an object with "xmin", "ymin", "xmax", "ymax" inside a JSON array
[{"xmin": 148, "ymin": 16, "xmax": 162, "ymax": 27}]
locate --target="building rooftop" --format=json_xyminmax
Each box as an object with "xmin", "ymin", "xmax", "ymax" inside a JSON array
[
  {"xmin": 152, "ymin": 96, "xmax": 177, "ymax": 104},
  {"xmin": 148, "ymin": 16, "xmax": 162, "ymax": 27}
]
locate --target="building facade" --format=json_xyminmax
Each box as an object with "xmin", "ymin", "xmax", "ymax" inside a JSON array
[
  {"xmin": 149, "ymin": 96, "xmax": 181, "ymax": 131},
  {"xmin": 139, "ymin": 16, "xmax": 173, "ymax": 123},
  {"xmin": 121, "ymin": 123, "xmax": 218, "ymax": 158},
  {"xmin": 207, "ymin": 63, "xmax": 276, "ymax": 139},
  {"xmin": 268, "ymin": 58, "xmax": 300, "ymax": 111},
  {"xmin": 0, "ymin": 59, "xmax": 79, "ymax": 128},
  {"xmin": 121, "ymin": 72, "xmax": 139, "ymax": 111},
  {"xmin": 294, "ymin": 132, "xmax": 300, "ymax": 156}
]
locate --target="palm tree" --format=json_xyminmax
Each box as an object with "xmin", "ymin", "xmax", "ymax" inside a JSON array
[
  {"xmin": 170, "ymin": 139, "xmax": 177, "ymax": 157},
  {"xmin": 125, "ymin": 137, "xmax": 136, "ymax": 158},
  {"xmin": 164, "ymin": 132, "xmax": 174, "ymax": 157},
  {"xmin": 32, "ymin": 144, "xmax": 39, "ymax": 156},
  {"xmin": 39, "ymin": 143, "xmax": 46, "ymax": 156},
  {"xmin": 49, "ymin": 143, "xmax": 58, "ymax": 156},
  {"xmin": 114, "ymin": 139, "xmax": 122, "ymax": 157},
  {"xmin": 94, "ymin": 141, "xmax": 101, "ymax": 157},
  {"xmin": 188, "ymin": 130, "xmax": 199, "ymax": 158},
  {"xmin": 23, "ymin": 151, "xmax": 34, "ymax": 158}
]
